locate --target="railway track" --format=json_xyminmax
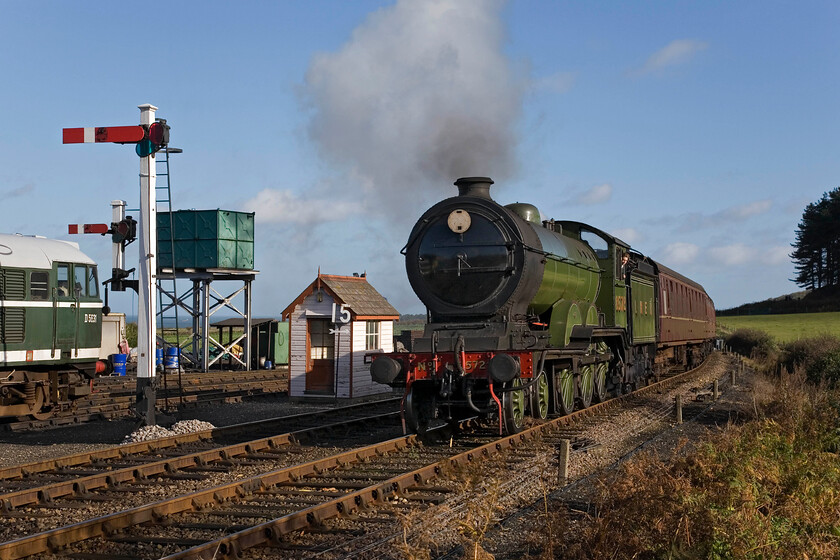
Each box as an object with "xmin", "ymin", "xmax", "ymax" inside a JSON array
[
  {"xmin": 1, "ymin": 369, "xmax": 291, "ymax": 432},
  {"xmin": 0, "ymin": 353, "xmax": 743, "ymax": 559}
]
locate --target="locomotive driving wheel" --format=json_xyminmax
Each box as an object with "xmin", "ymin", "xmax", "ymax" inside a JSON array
[
  {"xmin": 528, "ymin": 371, "xmax": 549, "ymax": 420},
  {"xmin": 555, "ymin": 366, "xmax": 575, "ymax": 415},
  {"xmin": 404, "ymin": 385, "xmax": 434, "ymax": 435},
  {"xmin": 502, "ymin": 378, "xmax": 525, "ymax": 434},
  {"xmin": 578, "ymin": 364, "xmax": 594, "ymax": 408},
  {"xmin": 593, "ymin": 341, "xmax": 609, "ymax": 403}
]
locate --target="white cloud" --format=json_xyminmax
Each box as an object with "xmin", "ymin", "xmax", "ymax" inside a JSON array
[
  {"xmin": 761, "ymin": 245, "xmax": 791, "ymax": 265},
  {"xmin": 726, "ymin": 199, "xmax": 772, "ymax": 219},
  {"xmin": 4, "ymin": 183, "xmax": 34, "ymax": 198},
  {"xmin": 707, "ymin": 243, "xmax": 791, "ymax": 266},
  {"xmin": 242, "ymin": 188, "xmax": 363, "ymax": 225},
  {"xmin": 639, "ymin": 39, "xmax": 708, "ymax": 75},
  {"xmin": 532, "ymin": 72, "xmax": 576, "ymax": 94},
  {"xmin": 574, "ymin": 183, "xmax": 612, "ymax": 205},
  {"xmin": 659, "ymin": 242, "xmax": 700, "ymax": 265},
  {"xmin": 611, "ymin": 227, "xmax": 643, "ymax": 245},
  {"xmin": 708, "ymin": 244, "xmax": 752, "ymax": 266}
]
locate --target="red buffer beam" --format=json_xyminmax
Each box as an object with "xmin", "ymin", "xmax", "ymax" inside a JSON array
[{"xmin": 63, "ymin": 126, "xmax": 145, "ymax": 144}]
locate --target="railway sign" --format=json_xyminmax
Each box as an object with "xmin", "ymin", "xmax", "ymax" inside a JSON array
[{"xmin": 62, "ymin": 125, "xmax": 145, "ymax": 144}]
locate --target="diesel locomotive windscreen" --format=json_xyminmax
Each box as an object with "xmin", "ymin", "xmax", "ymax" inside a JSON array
[{"xmin": 416, "ymin": 211, "xmax": 512, "ymax": 307}]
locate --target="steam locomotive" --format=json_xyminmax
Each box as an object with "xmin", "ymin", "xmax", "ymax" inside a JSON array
[
  {"xmin": 370, "ymin": 177, "xmax": 716, "ymax": 434},
  {"xmin": 0, "ymin": 233, "xmax": 112, "ymax": 419}
]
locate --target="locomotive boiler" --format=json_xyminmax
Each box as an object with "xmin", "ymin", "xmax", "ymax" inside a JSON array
[{"xmin": 370, "ymin": 177, "xmax": 715, "ymax": 434}]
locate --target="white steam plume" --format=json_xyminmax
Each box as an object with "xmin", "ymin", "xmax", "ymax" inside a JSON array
[{"xmin": 304, "ymin": 0, "xmax": 523, "ymax": 209}]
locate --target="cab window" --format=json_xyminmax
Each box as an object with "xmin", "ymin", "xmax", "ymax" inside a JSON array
[
  {"xmin": 74, "ymin": 265, "xmax": 86, "ymax": 298},
  {"xmin": 56, "ymin": 264, "xmax": 71, "ymax": 298},
  {"xmin": 580, "ymin": 230, "xmax": 609, "ymax": 259},
  {"xmin": 87, "ymin": 266, "xmax": 99, "ymax": 298}
]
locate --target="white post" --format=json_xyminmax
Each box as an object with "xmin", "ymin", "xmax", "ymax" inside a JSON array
[
  {"xmin": 110, "ymin": 200, "xmax": 126, "ymax": 274},
  {"xmin": 136, "ymin": 103, "xmax": 158, "ymax": 425}
]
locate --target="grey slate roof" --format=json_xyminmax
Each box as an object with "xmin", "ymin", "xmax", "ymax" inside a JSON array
[{"xmin": 320, "ymin": 275, "xmax": 399, "ymax": 318}]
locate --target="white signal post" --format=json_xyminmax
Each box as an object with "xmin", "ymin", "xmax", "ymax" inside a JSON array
[
  {"xmin": 62, "ymin": 104, "xmax": 165, "ymax": 426},
  {"xmin": 111, "ymin": 200, "xmax": 126, "ymax": 273},
  {"xmin": 136, "ymin": 103, "xmax": 158, "ymax": 425}
]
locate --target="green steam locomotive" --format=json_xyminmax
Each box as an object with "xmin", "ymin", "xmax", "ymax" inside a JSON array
[{"xmin": 371, "ymin": 177, "xmax": 716, "ymax": 434}]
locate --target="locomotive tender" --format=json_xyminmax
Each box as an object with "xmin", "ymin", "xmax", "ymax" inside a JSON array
[
  {"xmin": 0, "ymin": 233, "xmax": 111, "ymax": 419},
  {"xmin": 370, "ymin": 177, "xmax": 715, "ymax": 434}
]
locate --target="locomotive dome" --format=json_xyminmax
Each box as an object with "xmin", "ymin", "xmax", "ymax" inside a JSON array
[{"xmin": 0, "ymin": 233, "xmax": 94, "ymax": 270}]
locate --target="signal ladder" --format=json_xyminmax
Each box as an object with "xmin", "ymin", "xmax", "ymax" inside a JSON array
[{"xmin": 155, "ymin": 141, "xmax": 186, "ymax": 408}]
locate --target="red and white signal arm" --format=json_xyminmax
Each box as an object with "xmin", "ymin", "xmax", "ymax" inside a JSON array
[
  {"xmin": 62, "ymin": 126, "xmax": 145, "ymax": 144},
  {"xmin": 68, "ymin": 224, "xmax": 109, "ymax": 234}
]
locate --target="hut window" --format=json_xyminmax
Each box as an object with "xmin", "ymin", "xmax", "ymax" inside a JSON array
[{"xmin": 365, "ymin": 321, "xmax": 381, "ymax": 350}]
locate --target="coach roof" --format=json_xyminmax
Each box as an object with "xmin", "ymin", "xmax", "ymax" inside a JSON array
[{"xmin": 0, "ymin": 233, "xmax": 96, "ymax": 270}]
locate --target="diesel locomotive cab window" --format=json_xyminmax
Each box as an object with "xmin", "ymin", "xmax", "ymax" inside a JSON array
[
  {"xmin": 86, "ymin": 267, "xmax": 99, "ymax": 298},
  {"xmin": 74, "ymin": 265, "xmax": 86, "ymax": 297},
  {"xmin": 56, "ymin": 264, "xmax": 70, "ymax": 298},
  {"xmin": 30, "ymin": 271, "xmax": 49, "ymax": 300},
  {"xmin": 417, "ymin": 213, "xmax": 511, "ymax": 307}
]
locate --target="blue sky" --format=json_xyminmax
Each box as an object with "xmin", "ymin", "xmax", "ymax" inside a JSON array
[{"xmin": 1, "ymin": 0, "xmax": 837, "ymax": 316}]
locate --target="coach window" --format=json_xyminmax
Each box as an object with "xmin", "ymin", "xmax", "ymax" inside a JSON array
[
  {"xmin": 30, "ymin": 271, "xmax": 49, "ymax": 300},
  {"xmin": 56, "ymin": 264, "xmax": 70, "ymax": 298}
]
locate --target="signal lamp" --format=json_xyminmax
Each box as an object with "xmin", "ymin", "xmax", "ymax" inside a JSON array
[
  {"xmin": 136, "ymin": 120, "xmax": 170, "ymax": 157},
  {"xmin": 111, "ymin": 216, "xmax": 137, "ymax": 244}
]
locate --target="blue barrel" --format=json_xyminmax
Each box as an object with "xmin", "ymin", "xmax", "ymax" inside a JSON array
[
  {"xmin": 264, "ymin": 360, "xmax": 273, "ymax": 370},
  {"xmin": 164, "ymin": 347, "xmax": 180, "ymax": 371},
  {"xmin": 155, "ymin": 348, "xmax": 164, "ymax": 367},
  {"xmin": 111, "ymin": 353, "xmax": 127, "ymax": 376}
]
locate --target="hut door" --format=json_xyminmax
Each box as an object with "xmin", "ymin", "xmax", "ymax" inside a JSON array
[{"xmin": 306, "ymin": 319, "xmax": 335, "ymax": 393}]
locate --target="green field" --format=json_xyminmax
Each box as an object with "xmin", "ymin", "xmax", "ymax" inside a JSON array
[{"xmin": 716, "ymin": 311, "xmax": 840, "ymax": 343}]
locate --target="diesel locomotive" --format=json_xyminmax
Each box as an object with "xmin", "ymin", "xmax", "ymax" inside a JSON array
[
  {"xmin": 370, "ymin": 177, "xmax": 716, "ymax": 434},
  {"xmin": 0, "ymin": 233, "xmax": 112, "ymax": 419}
]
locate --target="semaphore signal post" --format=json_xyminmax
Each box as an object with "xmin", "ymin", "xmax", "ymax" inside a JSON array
[{"xmin": 63, "ymin": 103, "xmax": 169, "ymax": 426}]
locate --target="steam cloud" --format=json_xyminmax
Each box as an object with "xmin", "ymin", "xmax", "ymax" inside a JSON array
[{"xmin": 304, "ymin": 0, "xmax": 523, "ymax": 209}]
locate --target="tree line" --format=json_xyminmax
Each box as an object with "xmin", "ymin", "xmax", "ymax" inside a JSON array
[{"xmin": 791, "ymin": 186, "xmax": 840, "ymax": 290}]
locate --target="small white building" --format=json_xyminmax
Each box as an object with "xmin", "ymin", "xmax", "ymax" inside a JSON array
[{"xmin": 282, "ymin": 273, "xmax": 399, "ymax": 399}]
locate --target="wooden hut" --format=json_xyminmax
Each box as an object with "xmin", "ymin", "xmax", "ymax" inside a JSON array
[{"xmin": 282, "ymin": 273, "xmax": 399, "ymax": 399}]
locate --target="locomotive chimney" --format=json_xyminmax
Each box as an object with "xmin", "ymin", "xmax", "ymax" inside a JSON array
[{"xmin": 455, "ymin": 177, "xmax": 494, "ymax": 199}]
